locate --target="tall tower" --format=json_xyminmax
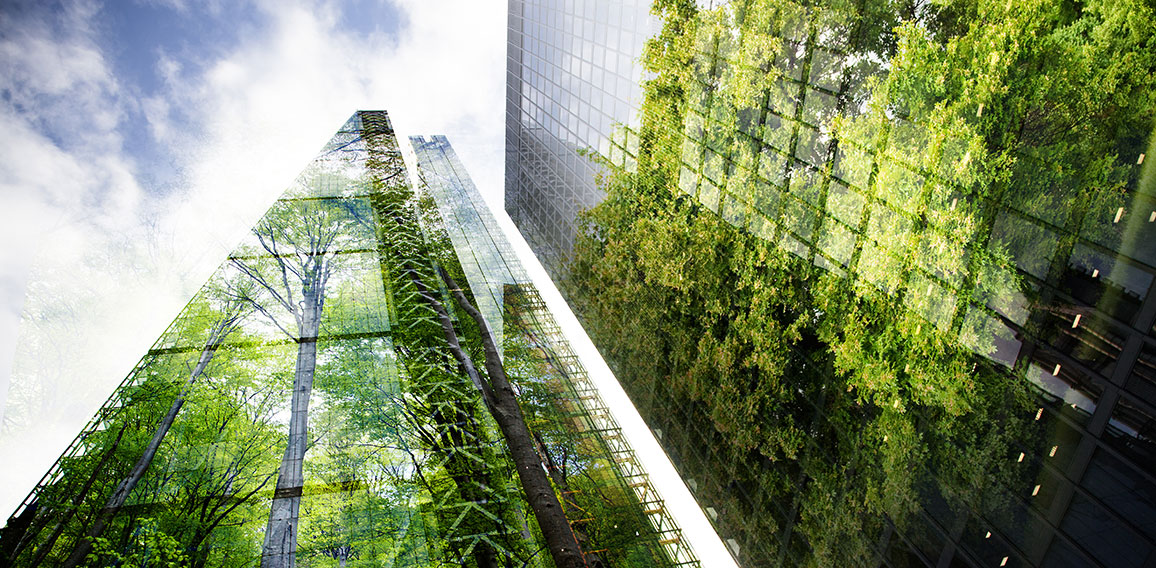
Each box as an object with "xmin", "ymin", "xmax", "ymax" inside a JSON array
[{"xmin": 0, "ymin": 112, "xmax": 698, "ymax": 567}]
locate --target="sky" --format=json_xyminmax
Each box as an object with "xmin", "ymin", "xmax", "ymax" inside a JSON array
[{"xmin": 0, "ymin": 0, "xmax": 508, "ymax": 515}]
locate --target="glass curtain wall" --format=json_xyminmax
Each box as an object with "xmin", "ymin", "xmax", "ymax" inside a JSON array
[
  {"xmin": 560, "ymin": 1, "xmax": 1156, "ymax": 567},
  {"xmin": 505, "ymin": 0, "xmax": 656, "ymax": 274},
  {"xmin": 413, "ymin": 133, "xmax": 700, "ymax": 566}
]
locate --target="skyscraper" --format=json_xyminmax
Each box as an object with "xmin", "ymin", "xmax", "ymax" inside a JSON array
[
  {"xmin": 0, "ymin": 112, "xmax": 698, "ymax": 567},
  {"xmin": 507, "ymin": 1, "xmax": 1156, "ymax": 566}
]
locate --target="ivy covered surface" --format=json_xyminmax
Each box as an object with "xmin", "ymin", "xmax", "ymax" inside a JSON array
[{"xmin": 568, "ymin": 0, "xmax": 1154, "ymax": 564}]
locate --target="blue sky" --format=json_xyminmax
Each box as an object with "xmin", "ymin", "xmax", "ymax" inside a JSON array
[{"xmin": 0, "ymin": 0, "xmax": 508, "ymax": 514}]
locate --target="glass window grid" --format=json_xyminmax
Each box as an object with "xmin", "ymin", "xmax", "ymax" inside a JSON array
[{"xmin": 550, "ymin": 1, "xmax": 1156, "ymax": 566}]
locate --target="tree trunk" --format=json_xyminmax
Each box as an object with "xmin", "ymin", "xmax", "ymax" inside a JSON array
[
  {"xmin": 535, "ymin": 433, "xmax": 605, "ymax": 568},
  {"xmin": 362, "ymin": 134, "xmax": 573, "ymax": 565},
  {"xmin": 61, "ymin": 329, "xmax": 228, "ymax": 568},
  {"xmin": 426, "ymin": 267, "xmax": 586, "ymax": 568},
  {"xmin": 261, "ymin": 299, "xmax": 321, "ymax": 568}
]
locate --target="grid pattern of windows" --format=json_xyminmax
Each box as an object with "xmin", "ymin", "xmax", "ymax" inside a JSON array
[
  {"xmin": 627, "ymin": 3, "xmax": 1156, "ymax": 567},
  {"xmin": 504, "ymin": 0, "xmax": 656, "ymax": 273},
  {"xmin": 2, "ymin": 113, "xmax": 696, "ymax": 567},
  {"xmin": 413, "ymin": 135, "xmax": 530, "ymax": 350}
]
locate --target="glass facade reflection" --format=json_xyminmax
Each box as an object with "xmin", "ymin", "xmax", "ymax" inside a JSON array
[
  {"xmin": 0, "ymin": 112, "xmax": 696, "ymax": 567},
  {"xmin": 507, "ymin": 0, "xmax": 1156, "ymax": 567},
  {"xmin": 411, "ymin": 134, "xmax": 699, "ymax": 566},
  {"xmin": 661, "ymin": 5, "xmax": 1155, "ymax": 563},
  {"xmin": 504, "ymin": 0, "xmax": 656, "ymax": 273}
]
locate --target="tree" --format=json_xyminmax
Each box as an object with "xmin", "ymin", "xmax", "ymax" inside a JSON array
[
  {"xmin": 2, "ymin": 289, "xmax": 284, "ymax": 568},
  {"xmin": 423, "ymin": 266, "xmax": 587, "ymax": 568},
  {"xmin": 230, "ymin": 194, "xmax": 370, "ymax": 568},
  {"xmin": 149, "ymin": 367, "xmax": 284, "ymax": 568},
  {"xmin": 20, "ymin": 423, "xmax": 130, "ymax": 568},
  {"xmin": 60, "ymin": 292, "xmax": 248, "ymax": 567},
  {"xmin": 364, "ymin": 122, "xmax": 586, "ymax": 567}
]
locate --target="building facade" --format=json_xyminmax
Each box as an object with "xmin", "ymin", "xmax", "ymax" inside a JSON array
[
  {"xmin": 0, "ymin": 112, "xmax": 697, "ymax": 567},
  {"xmin": 504, "ymin": 0, "xmax": 656, "ymax": 274},
  {"xmin": 507, "ymin": 0, "xmax": 1156, "ymax": 567}
]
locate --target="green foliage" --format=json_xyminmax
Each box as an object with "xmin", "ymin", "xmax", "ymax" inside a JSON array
[
  {"xmin": 7, "ymin": 287, "xmax": 289, "ymax": 567},
  {"xmin": 500, "ymin": 292, "xmax": 680, "ymax": 565},
  {"xmin": 567, "ymin": 0, "xmax": 1153, "ymax": 562},
  {"xmin": 89, "ymin": 518, "xmax": 189, "ymax": 567}
]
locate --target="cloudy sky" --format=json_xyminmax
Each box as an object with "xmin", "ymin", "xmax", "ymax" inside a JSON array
[{"xmin": 0, "ymin": 0, "xmax": 509, "ymax": 515}]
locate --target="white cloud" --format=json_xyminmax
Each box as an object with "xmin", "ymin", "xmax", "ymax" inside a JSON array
[{"xmin": 0, "ymin": 0, "xmax": 145, "ymax": 434}]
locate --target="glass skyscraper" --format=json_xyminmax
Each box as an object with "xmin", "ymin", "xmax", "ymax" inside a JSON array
[
  {"xmin": 506, "ymin": 0, "xmax": 1156, "ymax": 567},
  {"xmin": 504, "ymin": 0, "xmax": 656, "ymax": 274},
  {"xmin": 0, "ymin": 112, "xmax": 697, "ymax": 567}
]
